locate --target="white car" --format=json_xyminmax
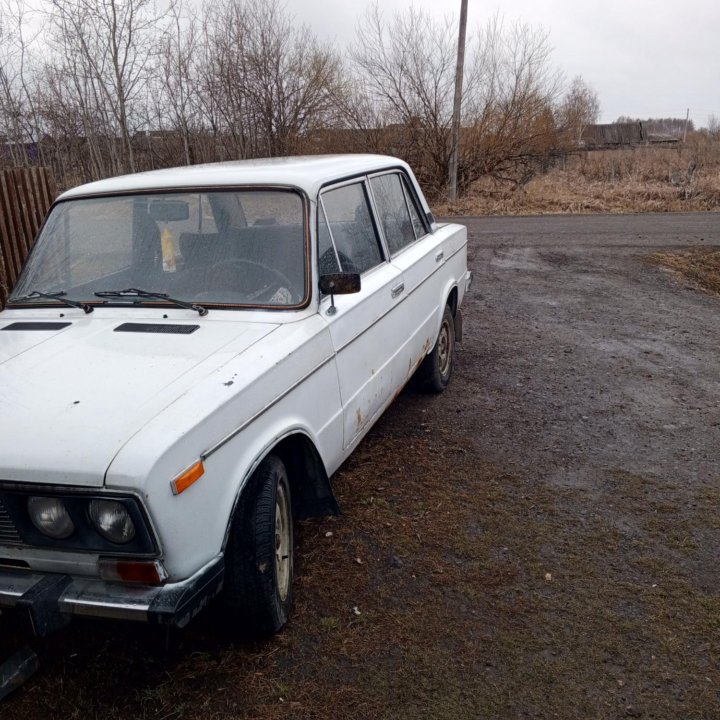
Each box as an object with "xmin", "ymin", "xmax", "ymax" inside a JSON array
[{"xmin": 0, "ymin": 155, "xmax": 470, "ymax": 638}]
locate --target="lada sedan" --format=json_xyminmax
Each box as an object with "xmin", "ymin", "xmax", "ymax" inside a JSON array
[{"xmin": 0, "ymin": 155, "xmax": 470, "ymax": 638}]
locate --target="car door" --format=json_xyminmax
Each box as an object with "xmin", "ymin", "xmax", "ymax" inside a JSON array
[
  {"xmin": 317, "ymin": 178, "xmax": 405, "ymax": 449},
  {"xmin": 367, "ymin": 171, "xmax": 445, "ymax": 377}
]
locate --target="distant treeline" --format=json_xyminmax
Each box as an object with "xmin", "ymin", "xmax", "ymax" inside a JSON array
[
  {"xmin": 615, "ymin": 117, "xmax": 695, "ymax": 138},
  {"xmin": 1, "ymin": 0, "xmax": 605, "ymax": 198}
]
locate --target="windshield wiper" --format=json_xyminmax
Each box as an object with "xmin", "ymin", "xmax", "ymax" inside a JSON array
[
  {"xmin": 94, "ymin": 288, "xmax": 208, "ymax": 316},
  {"xmin": 12, "ymin": 290, "xmax": 94, "ymax": 314}
]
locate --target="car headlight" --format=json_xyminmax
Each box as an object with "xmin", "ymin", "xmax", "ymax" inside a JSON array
[
  {"xmin": 89, "ymin": 499, "xmax": 136, "ymax": 544},
  {"xmin": 27, "ymin": 496, "xmax": 75, "ymax": 539}
]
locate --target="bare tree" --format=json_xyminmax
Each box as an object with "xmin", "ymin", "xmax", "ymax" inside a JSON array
[
  {"xmin": 0, "ymin": 0, "xmax": 582, "ymax": 202},
  {"xmin": 461, "ymin": 17, "xmax": 564, "ymax": 190},
  {"xmin": 708, "ymin": 115, "xmax": 720, "ymax": 140},
  {"xmin": 244, "ymin": 0, "xmax": 343, "ymax": 156},
  {"xmin": 346, "ymin": 8, "xmax": 564, "ymax": 197},
  {"xmin": 197, "ymin": 0, "xmax": 344, "ymax": 159},
  {"xmin": 348, "ymin": 4, "xmax": 464, "ymax": 196},
  {"xmin": 153, "ymin": 0, "xmax": 199, "ymax": 166},
  {"xmin": 48, "ymin": 0, "xmax": 162, "ymax": 174},
  {"xmin": 558, "ymin": 75, "xmax": 600, "ymax": 143},
  {"xmin": 0, "ymin": 6, "xmax": 23, "ymax": 162},
  {"xmin": 0, "ymin": 0, "xmax": 45, "ymax": 166}
]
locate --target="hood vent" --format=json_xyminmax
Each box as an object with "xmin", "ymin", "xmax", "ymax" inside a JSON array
[
  {"xmin": 114, "ymin": 322, "xmax": 199, "ymax": 335},
  {"xmin": 1, "ymin": 322, "xmax": 72, "ymax": 331}
]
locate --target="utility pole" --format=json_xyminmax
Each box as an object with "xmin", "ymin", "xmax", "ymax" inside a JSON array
[
  {"xmin": 448, "ymin": 0, "xmax": 469, "ymax": 202},
  {"xmin": 683, "ymin": 108, "xmax": 690, "ymax": 143}
]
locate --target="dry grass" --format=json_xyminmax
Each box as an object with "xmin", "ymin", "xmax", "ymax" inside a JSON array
[
  {"xmin": 652, "ymin": 247, "xmax": 720, "ymax": 295},
  {"xmin": 435, "ymin": 145, "xmax": 720, "ymax": 216}
]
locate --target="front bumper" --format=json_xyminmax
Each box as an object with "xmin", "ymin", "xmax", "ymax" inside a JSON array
[{"xmin": 0, "ymin": 556, "xmax": 224, "ymax": 635}]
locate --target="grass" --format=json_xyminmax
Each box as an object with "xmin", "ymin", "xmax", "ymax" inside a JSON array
[
  {"xmin": 434, "ymin": 145, "xmax": 720, "ymax": 216},
  {"xmin": 652, "ymin": 248, "xmax": 720, "ymax": 295}
]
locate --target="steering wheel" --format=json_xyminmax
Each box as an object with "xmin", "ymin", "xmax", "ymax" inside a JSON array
[{"xmin": 198, "ymin": 258, "xmax": 299, "ymax": 303}]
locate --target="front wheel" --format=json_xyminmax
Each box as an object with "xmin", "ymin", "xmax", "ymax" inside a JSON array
[
  {"xmin": 416, "ymin": 305, "xmax": 455, "ymax": 393},
  {"xmin": 222, "ymin": 455, "xmax": 293, "ymax": 638}
]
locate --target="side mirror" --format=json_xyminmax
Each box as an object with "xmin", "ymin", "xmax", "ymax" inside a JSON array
[
  {"xmin": 319, "ymin": 273, "xmax": 361, "ymax": 315},
  {"xmin": 319, "ymin": 273, "xmax": 361, "ymax": 295}
]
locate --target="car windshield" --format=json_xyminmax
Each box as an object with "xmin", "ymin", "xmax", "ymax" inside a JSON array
[{"xmin": 10, "ymin": 189, "xmax": 308, "ymax": 309}]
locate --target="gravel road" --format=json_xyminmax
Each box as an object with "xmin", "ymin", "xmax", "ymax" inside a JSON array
[
  {"xmin": 442, "ymin": 211, "xmax": 720, "ymax": 717},
  {"xmin": 457, "ymin": 211, "xmax": 720, "ymax": 498}
]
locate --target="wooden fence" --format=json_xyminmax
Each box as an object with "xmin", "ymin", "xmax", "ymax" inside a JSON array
[{"xmin": 0, "ymin": 167, "xmax": 57, "ymax": 308}]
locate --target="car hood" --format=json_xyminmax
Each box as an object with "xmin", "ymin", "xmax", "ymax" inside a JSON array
[{"xmin": 0, "ymin": 315, "xmax": 278, "ymax": 487}]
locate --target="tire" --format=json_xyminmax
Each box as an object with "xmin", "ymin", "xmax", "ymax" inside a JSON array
[
  {"xmin": 222, "ymin": 455, "xmax": 293, "ymax": 638},
  {"xmin": 416, "ymin": 304, "xmax": 455, "ymax": 394}
]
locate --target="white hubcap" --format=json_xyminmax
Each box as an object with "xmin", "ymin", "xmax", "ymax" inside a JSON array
[
  {"xmin": 275, "ymin": 483, "xmax": 291, "ymax": 602},
  {"xmin": 438, "ymin": 320, "xmax": 451, "ymax": 376}
]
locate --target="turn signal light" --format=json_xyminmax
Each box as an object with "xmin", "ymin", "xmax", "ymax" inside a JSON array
[
  {"xmin": 98, "ymin": 558, "xmax": 168, "ymax": 585},
  {"xmin": 170, "ymin": 460, "xmax": 205, "ymax": 496}
]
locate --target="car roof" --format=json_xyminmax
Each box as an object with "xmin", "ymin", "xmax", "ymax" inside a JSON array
[{"xmin": 58, "ymin": 154, "xmax": 418, "ymax": 203}]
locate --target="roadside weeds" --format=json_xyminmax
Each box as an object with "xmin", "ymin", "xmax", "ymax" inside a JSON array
[{"xmin": 652, "ymin": 248, "xmax": 720, "ymax": 296}]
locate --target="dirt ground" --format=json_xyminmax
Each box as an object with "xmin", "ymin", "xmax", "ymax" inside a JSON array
[{"xmin": 3, "ymin": 212, "xmax": 720, "ymax": 719}]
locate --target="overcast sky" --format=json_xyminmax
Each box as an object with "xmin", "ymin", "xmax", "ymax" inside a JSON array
[{"xmin": 289, "ymin": 0, "xmax": 720, "ymax": 127}]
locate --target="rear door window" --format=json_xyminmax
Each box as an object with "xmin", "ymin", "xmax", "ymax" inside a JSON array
[
  {"xmin": 369, "ymin": 173, "xmax": 417, "ymax": 256},
  {"xmin": 319, "ymin": 182, "xmax": 384, "ymax": 275},
  {"xmin": 401, "ymin": 175, "xmax": 429, "ymax": 240}
]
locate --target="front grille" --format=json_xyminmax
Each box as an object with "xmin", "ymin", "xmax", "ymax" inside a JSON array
[{"xmin": 0, "ymin": 498, "xmax": 24, "ymax": 547}]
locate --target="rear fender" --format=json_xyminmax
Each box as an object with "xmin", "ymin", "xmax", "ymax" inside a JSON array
[{"xmin": 427, "ymin": 281, "xmax": 459, "ymax": 351}]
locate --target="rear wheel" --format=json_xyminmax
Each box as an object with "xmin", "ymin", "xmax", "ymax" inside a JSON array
[
  {"xmin": 222, "ymin": 455, "xmax": 293, "ymax": 638},
  {"xmin": 416, "ymin": 305, "xmax": 455, "ymax": 393}
]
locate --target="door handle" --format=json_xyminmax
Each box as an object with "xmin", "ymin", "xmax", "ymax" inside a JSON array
[
  {"xmin": 391, "ymin": 283, "xmax": 405, "ymax": 299},
  {"xmin": 435, "ymin": 251, "xmax": 444, "ymax": 262}
]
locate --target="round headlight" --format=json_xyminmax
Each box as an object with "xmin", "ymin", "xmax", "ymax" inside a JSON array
[
  {"xmin": 27, "ymin": 497, "xmax": 75, "ymax": 539},
  {"xmin": 89, "ymin": 500, "xmax": 136, "ymax": 544}
]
